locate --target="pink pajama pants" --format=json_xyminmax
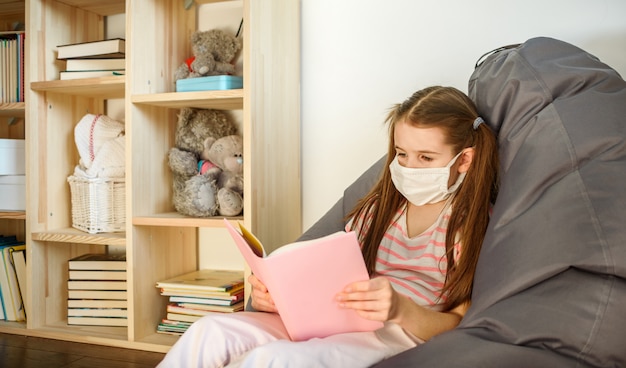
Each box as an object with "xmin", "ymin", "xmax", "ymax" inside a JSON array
[{"xmin": 156, "ymin": 311, "xmax": 421, "ymax": 368}]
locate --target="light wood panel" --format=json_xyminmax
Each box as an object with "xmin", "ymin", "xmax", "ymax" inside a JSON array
[
  {"xmin": 55, "ymin": 0, "xmax": 124, "ymax": 16},
  {"xmin": 0, "ymin": 103, "xmax": 25, "ymax": 117},
  {"xmin": 31, "ymin": 77, "xmax": 125, "ymax": 99},
  {"xmin": 32, "ymin": 228, "xmax": 126, "ymax": 246},
  {"xmin": 132, "ymin": 90, "xmax": 243, "ymax": 110}
]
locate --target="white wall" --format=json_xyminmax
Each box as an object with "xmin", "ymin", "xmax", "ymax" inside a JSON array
[{"xmin": 300, "ymin": 0, "xmax": 626, "ymax": 230}]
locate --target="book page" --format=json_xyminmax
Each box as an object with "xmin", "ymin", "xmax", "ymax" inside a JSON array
[
  {"xmin": 270, "ymin": 231, "xmax": 348, "ymax": 257},
  {"xmin": 237, "ymin": 223, "xmax": 266, "ymax": 257}
]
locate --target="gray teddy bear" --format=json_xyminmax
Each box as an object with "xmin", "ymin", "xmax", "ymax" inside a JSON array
[
  {"xmin": 173, "ymin": 29, "xmax": 242, "ymax": 81},
  {"xmin": 168, "ymin": 107, "xmax": 243, "ymax": 217}
]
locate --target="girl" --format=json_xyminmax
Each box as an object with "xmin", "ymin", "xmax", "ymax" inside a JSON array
[{"xmin": 157, "ymin": 86, "xmax": 499, "ymax": 367}]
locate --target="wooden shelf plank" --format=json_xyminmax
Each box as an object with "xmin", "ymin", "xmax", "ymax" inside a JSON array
[
  {"xmin": 0, "ymin": 211, "xmax": 26, "ymax": 220},
  {"xmin": 55, "ymin": 0, "xmax": 125, "ymax": 16},
  {"xmin": 32, "ymin": 228, "xmax": 126, "ymax": 246},
  {"xmin": 0, "ymin": 102, "xmax": 25, "ymax": 117},
  {"xmin": 133, "ymin": 212, "xmax": 243, "ymax": 227},
  {"xmin": 30, "ymin": 77, "xmax": 125, "ymax": 99},
  {"xmin": 132, "ymin": 90, "xmax": 243, "ymax": 110}
]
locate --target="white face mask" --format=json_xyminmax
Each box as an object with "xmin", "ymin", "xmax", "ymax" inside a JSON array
[{"xmin": 389, "ymin": 151, "xmax": 466, "ymax": 206}]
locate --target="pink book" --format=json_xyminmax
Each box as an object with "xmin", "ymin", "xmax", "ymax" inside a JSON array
[{"xmin": 224, "ymin": 219, "xmax": 383, "ymax": 341}]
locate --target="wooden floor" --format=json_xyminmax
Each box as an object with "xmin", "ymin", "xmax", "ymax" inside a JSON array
[{"xmin": 0, "ymin": 332, "xmax": 166, "ymax": 368}]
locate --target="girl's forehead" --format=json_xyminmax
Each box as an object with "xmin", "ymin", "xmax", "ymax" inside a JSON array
[{"xmin": 394, "ymin": 121, "xmax": 450, "ymax": 153}]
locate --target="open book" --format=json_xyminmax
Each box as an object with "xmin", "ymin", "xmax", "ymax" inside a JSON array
[{"xmin": 224, "ymin": 219, "xmax": 383, "ymax": 341}]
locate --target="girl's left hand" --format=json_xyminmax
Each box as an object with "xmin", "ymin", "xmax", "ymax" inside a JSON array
[{"xmin": 335, "ymin": 276, "xmax": 401, "ymax": 322}]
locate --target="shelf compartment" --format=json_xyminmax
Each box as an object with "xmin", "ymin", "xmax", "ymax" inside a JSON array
[
  {"xmin": 133, "ymin": 212, "xmax": 242, "ymax": 227},
  {"xmin": 32, "ymin": 228, "xmax": 126, "ymax": 246},
  {"xmin": 30, "ymin": 77, "xmax": 125, "ymax": 99},
  {"xmin": 132, "ymin": 90, "xmax": 244, "ymax": 110}
]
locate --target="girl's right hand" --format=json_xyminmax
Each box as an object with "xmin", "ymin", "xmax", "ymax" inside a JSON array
[{"xmin": 249, "ymin": 274, "xmax": 278, "ymax": 313}]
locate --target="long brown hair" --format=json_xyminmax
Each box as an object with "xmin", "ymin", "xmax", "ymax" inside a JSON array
[{"xmin": 347, "ymin": 86, "xmax": 499, "ymax": 310}]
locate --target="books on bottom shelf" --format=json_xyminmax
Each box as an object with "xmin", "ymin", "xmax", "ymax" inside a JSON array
[
  {"xmin": 67, "ymin": 253, "xmax": 128, "ymax": 327},
  {"xmin": 68, "ymin": 299, "xmax": 127, "ymax": 309},
  {"xmin": 157, "ymin": 319, "xmax": 193, "ymax": 336},
  {"xmin": 156, "ymin": 269, "xmax": 245, "ymax": 335},
  {"xmin": 169, "ymin": 301, "xmax": 244, "ymax": 314},
  {"xmin": 68, "ymin": 290, "xmax": 127, "ymax": 300},
  {"xmin": 68, "ymin": 307, "xmax": 128, "ymax": 318},
  {"xmin": 67, "ymin": 316, "xmax": 128, "ymax": 327},
  {"xmin": 67, "ymin": 280, "xmax": 127, "ymax": 290},
  {"xmin": 69, "ymin": 270, "xmax": 127, "ymax": 280},
  {"xmin": 68, "ymin": 253, "xmax": 126, "ymax": 270},
  {"xmin": 169, "ymin": 294, "xmax": 244, "ymax": 306},
  {"xmin": 156, "ymin": 269, "xmax": 244, "ymax": 293},
  {"xmin": 0, "ymin": 237, "xmax": 26, "ymax": 322}
]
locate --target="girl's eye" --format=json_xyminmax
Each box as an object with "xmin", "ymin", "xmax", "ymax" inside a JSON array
[
  {"xmin": 420, "ymin": 155, "xmax": 433, "ymax": 162},
  {"xmin": 396, "ymin": 152, "xmax": 407, "ymax": 158}
]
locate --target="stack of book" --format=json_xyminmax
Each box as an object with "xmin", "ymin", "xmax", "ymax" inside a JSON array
[
  {"xmin": 67, "ymin": 253, "xmax": 128, "ymax": 327},
  {"xmin": 0, "ymin": 31, "xmax": 25, "ymax": 103},
  {"xmin": 0, "ymin": 235, "xmax": 26, "ymax": 322},
  {"xmin": 156, "ymin": 269, "xmax": 245, "ymax": 335},
  {"xmin": 56, "ymin": 38, "xmax": 125, "ymax": 80}
]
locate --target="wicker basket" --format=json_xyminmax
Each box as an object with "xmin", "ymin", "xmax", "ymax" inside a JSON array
[{"xmin": 68, "ymin": 175, "xmax": 126, "ymax": 234}]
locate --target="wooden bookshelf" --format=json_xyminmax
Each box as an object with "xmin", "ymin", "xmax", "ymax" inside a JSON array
[{"xmin": 5, "ymin": 0, "xmax": 301, "ymax": 354}]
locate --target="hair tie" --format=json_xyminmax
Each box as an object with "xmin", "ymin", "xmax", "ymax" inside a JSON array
[{"xmin": 473, "ymin": 117, "xmax": 484, "ymax": 130}]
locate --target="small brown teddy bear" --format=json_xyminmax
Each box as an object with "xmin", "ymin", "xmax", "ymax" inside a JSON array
[
  {"xmin": 174, "ymin": 29, "xmax": 242, "ymax": 82},
  {"xmin": 201, "ymin": 134, "xmax": 244, "ymax": 216},
  {"xmin": 168, "ymin": 107, "xmax": 243, "ymax": 217}
]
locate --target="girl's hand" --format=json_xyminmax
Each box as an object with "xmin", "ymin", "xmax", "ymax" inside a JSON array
[
  {"xmin": 249, "ymin": 274, "xmax": 278, "ymax": 313},
  {"xmin": 335, "ymin": 276, "xmax": 402, "ymax": 322}
]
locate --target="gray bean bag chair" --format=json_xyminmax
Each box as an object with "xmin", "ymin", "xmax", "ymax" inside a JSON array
[{"xmin": 301, "ymin": 37, "xmax": 626, "ymax": 367}]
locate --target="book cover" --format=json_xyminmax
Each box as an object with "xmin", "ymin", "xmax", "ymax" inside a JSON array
[
  {"xmin": 67, "ymin": 280, "xmax": 127, "ymax": 290},
  {"xmin": 156, "ymin": 269, "xmax": 244, "ymax": 293},
  {"xmin": 166, "ymin": 312, "xmax": 203, "ymax": 323},
  {"xmin": 68, "ymin": 308, "xmax": 128, "ymax": 318},
  {"xmin": 156, "ymin": 327, "xmax": 185, "ymax": 336},
  {"xmin": 68, "ymin": 299, "xmax": 127, "ymax": 309},
  {"xmin": 0, "ymin": 244, "xmax": 26, "ymax": 321},
  {"xmin": 167, "ymin": 303, "xmax": 242, "ymax": 316},
  {"xmin": 69, "ymin": 270, "xmax": 127, "ymax": 281},
  {"xmin": 67, "ymin": 316, "xmax": 128, "ymax": 327},
  {"xmin": 224, "ymin": 219, "xmax": 383, "ymax": 341},
  {"xmin": 65, "ymin": 58, "xmax": 126, "ymax": 71},
  {"xmin": 12, "ymin": 249, "xmax": 26, "ymax": 298},
  {"xmin": 160, "ymin": 288, "xmax": 244, "ymax": 300},
  {"xmin": 10, "ymin": 248, "xmax": 26, "ymax": 318},
  {"xmin": 0, "ymin": 235, "xmax": 19, "ymax": 246},
  {"xmin": 68, "ymin": 290, "xmax": 127, "ymax": 300},
  {"xmin": 57, "ymin": 38, "xmax": 125, "ymax": 59},
  {"xmin": 169, "ymin": 294, "xmax": 243, "ymax": 306},
  {"xmin": 68, "ymin": 253, "xmax": 126, "ymax": 271},
  {"xmin": 174, "ymin": 301, "xmax": 244, "ymax": 313},
  {"xmin": 157, "ymin": 319, "xmax": 193, "ymax": 335},
  {"xmin": 59, "ymin": 70, "xmax": 125, "ymax": 80}
]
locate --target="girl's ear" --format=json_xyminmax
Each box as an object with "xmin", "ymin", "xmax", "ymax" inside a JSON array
[{"xmin": 458, "ymin": 147, "xmax": 475, "ymax": 173}]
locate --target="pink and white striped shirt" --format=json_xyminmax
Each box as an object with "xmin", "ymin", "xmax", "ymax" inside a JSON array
[{"xmin": 348, "ymin": 202, "xmax": 460, "ymax": 311}]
